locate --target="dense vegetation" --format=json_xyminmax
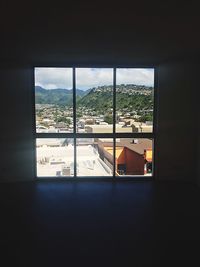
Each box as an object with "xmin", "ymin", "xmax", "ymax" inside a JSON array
[
  {"xmin": 35, "ymin": 86, "xmax": 86, "ymax": 105},
  {"xmin": 35, "ymin": 85, "xmax": 153, "ymax": 121},
  {"xmin": 77, "ymin": 90, "xmax": 113, "ymax": 112},
  {"xmin": 76, "ymin": 85, "xmax": 153, "ymax": 115}
]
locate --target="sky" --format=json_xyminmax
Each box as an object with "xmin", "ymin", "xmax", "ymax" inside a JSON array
[{"xmin": 35, "ymin": 68, "xmax": 154, "ymax": 90}]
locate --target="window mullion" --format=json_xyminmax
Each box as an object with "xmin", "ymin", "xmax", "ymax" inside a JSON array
[
  {"xmin": 113, "ymin": 68, "xmax": 116, "ymax": 178},
  {"xmin": 73, "ymin": 67, "xmax": 77, "ymax": 177}
]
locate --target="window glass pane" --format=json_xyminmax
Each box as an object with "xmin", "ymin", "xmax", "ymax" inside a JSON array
[
  {"xmin": 76, "ymin": 68, "xmax": 113, "ymax": 133},
  {"xmin": 36, "ymin": 138, "xmax": 74, "ymax": 177},
  {"xmin": 34, "ymin": 67, "xmax": 155, "ymax": 179},
  {"xmin": 35, "ymin": 68, "xmax": 73, "ymax": 133},
  {"xmin": 76, "ymin": 138, "xmax": 113, "ymax": 176},
  {"xmin": 115, "ymin": 138, "xmax": 153, "ymax": 176},
  {"xmin": 116, "ymin": 68, "xmax": 154, "ymax": 133}
]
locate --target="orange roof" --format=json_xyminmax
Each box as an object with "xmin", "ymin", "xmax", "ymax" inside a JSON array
[
  {"xmin": 145, "ymin": 149, "xmax": 152, "ymax": 162},
  {"xmin": 100, "ymin": 138, "xmax": 152, "ymax": 155},
  {"xmin": 104, "ymin": 146, "xmax": 124, "ymax": 159}
]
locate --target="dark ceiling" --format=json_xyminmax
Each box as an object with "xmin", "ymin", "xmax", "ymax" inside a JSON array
[{"xmin": 0, "ymin": 2, "xmax": 199, "ymax": 65}]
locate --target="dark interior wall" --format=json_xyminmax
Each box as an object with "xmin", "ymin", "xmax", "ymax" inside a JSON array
[
  {"xmin": 195, "ymin": 66, "xmax": 199, "ymax": 186},
  {"xmin": 0, "ymin": 66, "xmax": 34, "ymax": 182},
  {"xmin": 198, "ymin": 106, "xmax": 200, "ymax": 186},
  {"xmin": 156, "ymin": 61, "xmax": 198, "ymax": 182}
]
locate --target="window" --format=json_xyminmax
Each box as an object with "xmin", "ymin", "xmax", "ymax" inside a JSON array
[{"xmin": 34, "ymin": 67, "xmax": 155, "ymax": 178}]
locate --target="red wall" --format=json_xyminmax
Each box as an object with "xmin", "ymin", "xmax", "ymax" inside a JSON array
[
  {"xmin": 124, "ymin": 148, "xmax": 145, "ymax": 175},
  {"xmin": 100, "ymin": 143, "xmax": 145, "ymax": 175},
  {"xmin": 117, "ymin": 148, "xmax": 125, "ymax": 164}
]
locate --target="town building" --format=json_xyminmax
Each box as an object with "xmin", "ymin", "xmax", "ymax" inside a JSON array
[{"xmin": 97, "ymin": 138, "xmax": 152, "ymax": 175}]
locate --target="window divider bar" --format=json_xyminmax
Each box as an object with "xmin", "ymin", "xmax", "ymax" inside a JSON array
[
  {"xmin": 35, "ymin": 133, "xmax": 74, "ymax": 138},
  {"xmin": 74, "ymin": 137, "xmax": 77, "ymax": 177},
  {"xmin": 113, "ymin": 68, "xmax": 116, "ymax": 178},
  {"xmin": 32, "ymin": 68, "xmax": 37, "ymax": 179},
  {"xmin": 152, "ymin": 67, "xmax": 158, "ymax": 179},
  {"xmin": 35, "ymin": 132, "xmax": 154, "ymax": 139},
  {"xmin": 73, "ymin": 67, "xmax": 77, "ymax": 177},
  {"xmin": 73, "ymin": 67, "xmax": 76, "ymax": 135}
]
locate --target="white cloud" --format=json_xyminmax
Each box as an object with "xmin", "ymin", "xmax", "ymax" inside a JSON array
[
  {"xmin": 35, "ymin": 67, "xmax": 154, "ymax": 90},
  {"xmin": 35, "ymin": 68, "xmax": 73, "ymax": 89},
  {"xmin": 76, "ymin": 68, "xmax": 113, "ymax": 89},
  {"xmin": 116, "ymin": 68, "xmax": 154, "ymax": 86}
]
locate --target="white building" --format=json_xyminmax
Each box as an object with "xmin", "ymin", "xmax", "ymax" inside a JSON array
[{"xmin": 36, "ymin": 142, "xmax": 112, "ymax": 177}]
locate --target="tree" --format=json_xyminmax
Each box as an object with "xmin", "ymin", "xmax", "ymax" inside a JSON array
[
  {"xmin": 104, "ymin": 114, "xmax": 113, "ymax": 124},
  {"xmin": 55, "ymin": 117, "xmax": 71, "ymax": 125}
]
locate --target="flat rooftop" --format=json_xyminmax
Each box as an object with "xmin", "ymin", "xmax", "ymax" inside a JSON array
[{"xmin": 36, "ymin": 144, "xmax": 112, "ymax": 177}]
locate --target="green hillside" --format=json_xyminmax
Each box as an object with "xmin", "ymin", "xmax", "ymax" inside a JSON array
[
  {"xmin": 77, "ymin": 85, "xmax": 153, "ymax": 114},
  {"xmin": 35, "ymin": 86, "xmax": 86, "ymax": 106},
  {"xmin": 77, "ymin": 90, "xmax": 113, "ymax": 111},
  {"xmin": 35, "ymin": 85, "xmax": 154, "ymax": 121}
]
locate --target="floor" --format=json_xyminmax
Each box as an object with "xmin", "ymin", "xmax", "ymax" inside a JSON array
[{"xmin": 0, "ymin": 181, "xmax": 200, "ymax": 267}]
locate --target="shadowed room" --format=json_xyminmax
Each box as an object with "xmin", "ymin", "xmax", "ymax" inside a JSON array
[{"xmin": 0, "ymin": 2, "xmax": 200, "ymax": 266}]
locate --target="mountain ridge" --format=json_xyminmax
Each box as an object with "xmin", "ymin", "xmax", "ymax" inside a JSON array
[
  {"xmin": 35, "ymin": 86, "xmax": 88, "ymax": 105},
  {"xmin": 35, "ymin": 85, "xmax": 153, "ymax": 111}
]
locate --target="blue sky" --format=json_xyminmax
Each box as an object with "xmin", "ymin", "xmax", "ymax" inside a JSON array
[{"xmin": 35, "ymin": 68, "xmax": 154, "ymax": 90}]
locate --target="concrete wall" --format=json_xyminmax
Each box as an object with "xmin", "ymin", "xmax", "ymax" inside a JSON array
[
  {"xmin": 155, "ymin": 61, "xmax": 198, "ymax": 182},
  {"xmin": 0, "ymin": 61, "xmax": 198, "ymax": 182},
  {"xmin": 197, "ymin": 63, "xmax": 200, "ymax": 186},
  {"xmin": 0, "ymin": 65, "xmax": 34, "ymax": 182},
  {"xmin": 198, "ymin": 107, "xmax": 200, "ymax": 186}
]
